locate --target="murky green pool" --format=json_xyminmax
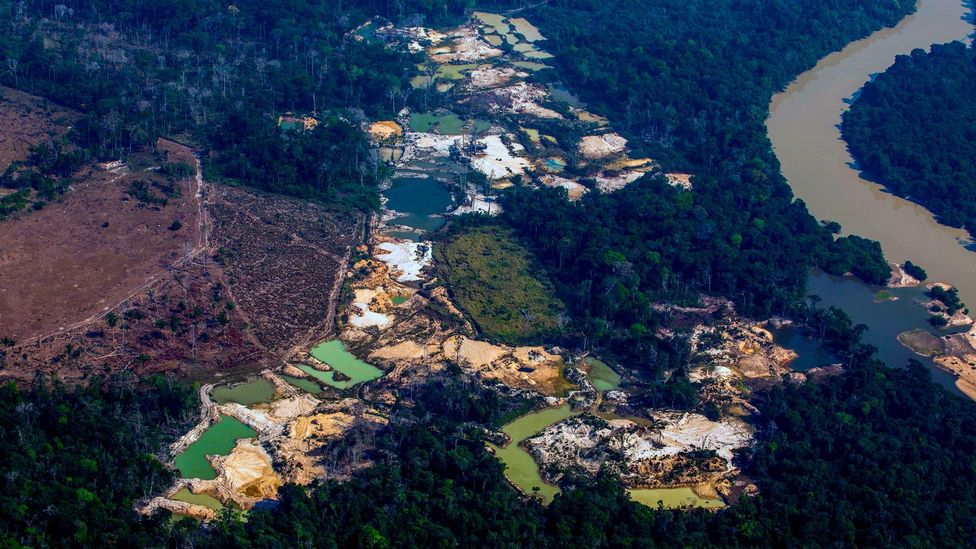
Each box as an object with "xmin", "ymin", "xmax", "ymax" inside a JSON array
[
  {"xmin": 281, "ymin": 374, "xmax": 322, "ymax": 394},
  {"xmin": 513, "ymin": 61, "xmax": 550, "ymax": 71},
  {"xmin": 628, "ymin": 487, "xmax": 724, "ymax": 509},
  {"xmin": 170, "ymin": 488, "xmax": 225, "ymax": 511},
  {"xmin": 212, "ymin": 378, "xmax": 275, "ymax": 405},
  {"xmin": 474, "ymin": 11, "xmax": 509, "ymax": 35},
  {"xmin": 584, "ymin": 357, "xmax": 621, "ymax": 391},
  {"xmin": 174, "ymin": 416, "xmax": 257, "ymax": 480},
  {"xmin": 487, "ymin": 404, "xmax": 579, "ymax": 504},
  {"xmin": 409, "ymin": 112, "xmax": 468, "ymax": 135},
  {"xmin": 301, "ymin": 340, "xmax": 383, "ymax": 389},
  {"xmin": 509, "ymin": 17, "xmax": 545, "ymax": 42}
]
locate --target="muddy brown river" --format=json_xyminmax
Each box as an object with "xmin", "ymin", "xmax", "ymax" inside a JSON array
[{"xmin": 768, "ymin": 0, "xmax": 975, "ymax": 304}]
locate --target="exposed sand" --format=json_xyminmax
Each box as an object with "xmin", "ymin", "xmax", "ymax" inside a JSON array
[{"xmin": 579, "ymin": 133, "xmax": 627, "ymax": 159}]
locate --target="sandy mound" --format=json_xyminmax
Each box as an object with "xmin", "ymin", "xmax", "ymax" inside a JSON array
[
  {"xmin": 579, "ymin": 133, "xmax": 627, "ymax": 159},
  {"xmin": 443, "ymin": 335, "xmax": 507, "ymax": 367},
  {"xmin": 469, "ymin": 135, "xmax": 531, "ymax": 179},
  {"xmin": 371, "ymin": 340, "xmax": 426, "ymax": 361},
  {"xmin": 539, "ymin": 174, "xmax": 588, "ymax": 201},
  {"xmin": 665, "ymin": 173, "xmax": 694, "ymax": 190},
  {"xmin": 368, "ymin": 120, "xmax": 403, "ymax": 142}
]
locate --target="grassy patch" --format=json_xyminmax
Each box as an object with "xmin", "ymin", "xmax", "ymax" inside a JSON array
[{"xmin": 438, "ymin": 226, "xmax": 564, "ymax": 344}]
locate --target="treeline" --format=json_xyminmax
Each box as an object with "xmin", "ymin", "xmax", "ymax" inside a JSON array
[
  {"xmin": 0, "ymin": 0, "xmax": 459, "ymax": 208},
  {"xmin": 842, "ymin": 41, "xmax": 976, "ymax": 232},
  {"xmin": 0, "ymin": 375, "xmax": 198, "ymax": 547}
]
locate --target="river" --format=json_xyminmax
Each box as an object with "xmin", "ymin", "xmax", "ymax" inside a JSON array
[{"xmin": 767, "ymin": 0, "xmax": 975, "ymax": 304}]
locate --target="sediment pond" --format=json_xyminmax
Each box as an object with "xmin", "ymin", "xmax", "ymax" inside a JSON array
[
  {"xmin": 212, "ymin": 378, "xmax": 275, "ymax": 405},
  {"xmin": 301, "ymin": 340, "xmax": 383, "ymax": 389},
  {"xmin": 487, "ymin": 404, "xmax": 578, "ymax": 504},
  {"xmin": 767, "ymin": 0, "xmax": 975, "ymax": 305},
  {"xmin": 170, "ymin": 488, "xmax": 225, "ymax": 511},
  {"xmin": 583, "ymin": 357, "xmax": 621, "ymax": 391},
  {"xmin": 174, "ymin": 416, "xmax": 257, "ymax": 480},
  {"xmin": 384, "ymin": 176, "xmax": 453, "ymax": 232}
]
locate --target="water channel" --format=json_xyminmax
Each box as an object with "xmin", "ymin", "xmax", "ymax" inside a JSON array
[{"xmin": 767, "ymin": 0, "xmax": 974, "ymax": 307}]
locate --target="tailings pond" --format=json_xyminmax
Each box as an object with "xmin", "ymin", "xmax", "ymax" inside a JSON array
[
  {"xmin": 174, "ymin": 415, "xmax": 257, "ymax": 480},
  {"xmin": 212, "ymin": 378, "xmax": 275, "ymax": 405},
  {"xmin": 298, "ymin": 339, "xmax": 383, "ymax": 389}
]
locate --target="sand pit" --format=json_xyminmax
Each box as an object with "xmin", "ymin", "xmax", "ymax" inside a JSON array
[
  {"xmin": 469, "ymin": 66, "xmax": 528, "ymax": 89},
  {"xmin": 348, "ymin": 288, "xmax": 393, "ymax": 329},
  {"xmin": 665, "ymin": 173, "xmax": 694, "ymax": 190},
  {"xmin": 429, "ymin": 25, "xmax": 502, "ymax": 63},
  {"xmin": 469, "ymin": 135, "xmax": 531, "ymax": 179},
  {"xmin": 203, "ymin": 439, "xmax": 281, "ymax": 503},
  {"xmin": 443, "ymin": 336, "xmax": 508, "ymax": 368},
  {"xmin": 541, "ymin": 175, "xmax": 588, "ymax": 201},
  {"xmin": 368, "ymin": 120, "xmax": 403, "ymax": 142},
  {"xmin": 371, "ymin": 340, "xmax": 427, "ymax": 361},
  {"xmin": 594, "ymin": 170, "xmax": 646, "ymax": 192},
  {"xmin": 376, "ymin": 241, "xmax": 432, "ymax": 283},
  {"xmin": 579, "ymin": 133, "xmax": 628, "ymax": 159}
]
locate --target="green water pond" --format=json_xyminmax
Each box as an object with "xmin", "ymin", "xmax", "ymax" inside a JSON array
[
  {"xmin": 474, "ymin": 11, "xmax": 509, "ymax": 35},
  {"xmin": 584, "ymin": 357, "xmax": 621, "ymax": 391},
  {"xmin": 487, "ymin": 404, "xmax": 579, "ymax": 504},
  {"xmin": 392, "ymin": 296, "xmax": 410, "ymax": 305},
  {"xmin": 513, "ymin": 61, "xmax": 550, "ymax": 71},
  {"xmin": 509, "ymin": 17, "xmax": 546, "ymax": 42},
  {"xmin": 281, "ymin": 374, "xmax": 323, "ymax": 394},
  {"xmin": 170, "ymin": 488, "xmax": 225, "ymax": 511},
  {"xmin": 409, "ymin": 112, "xmax": 466, "ymax": 135},
  {"xmin": 300, "ymin": 340, "xmax": 383, "ymax": 389},
  {"xmin": 212, "ymin": 378, "xmax": 275, "ymax": 405},
  {"xmin": 628, "ymin": 487, "xmax": 724, "ymax": 509},
  {"xmin": 174, "ymin": 416, "xmax": 257, "ymax": 480}
]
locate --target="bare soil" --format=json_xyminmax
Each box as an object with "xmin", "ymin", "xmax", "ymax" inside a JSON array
[
  {"xmin": 0, "ymin": 86, "xmax": 79, "ymax": 171},
  {"xmin": 209, "ymin": 185, "xmax": 364, "ymax": 353},
  {"xmin": 0, "ymin": 141, "xmax": 202, "ymax": 343}
]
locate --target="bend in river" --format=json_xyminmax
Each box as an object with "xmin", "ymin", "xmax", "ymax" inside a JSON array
[{"xmin": 767, "ymin": 0, "xmax": 975, "ymax": 304}]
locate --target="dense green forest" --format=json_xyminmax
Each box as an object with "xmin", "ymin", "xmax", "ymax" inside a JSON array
[
  {"xmin": 0, "ymin": 0, "xmax": 452, "ymax": 208},
  {"xmin": 489, "ymin": 0, "xmax": 906, "ymax": 355},
  {"xmin": 0, "ymin": 375, "xmax": 197, "ymax": 547},
  {"xmin": 842, "ymin": 41, "xmax": 976, "ymax": 232}
]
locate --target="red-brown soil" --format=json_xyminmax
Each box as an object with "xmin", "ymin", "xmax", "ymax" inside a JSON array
[
  {"xmin": 0, "ymin": 86, "xmax": 79, "ymax": 171},
  {"xmin": 209, "ymin": 186, "xmax": 364, "ymax": 352},
  {"xmin": 0, "ymin": 141, "xmax": 202, "ymax": 343},
  {"xmin": 0, "ymin": 261, "xmax": 267, "ymax": 383}
]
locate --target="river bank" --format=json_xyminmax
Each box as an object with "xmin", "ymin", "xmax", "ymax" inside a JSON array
[{"xmin": 768, "ymin": 0, "xmax": 974, "ymax": 306}]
